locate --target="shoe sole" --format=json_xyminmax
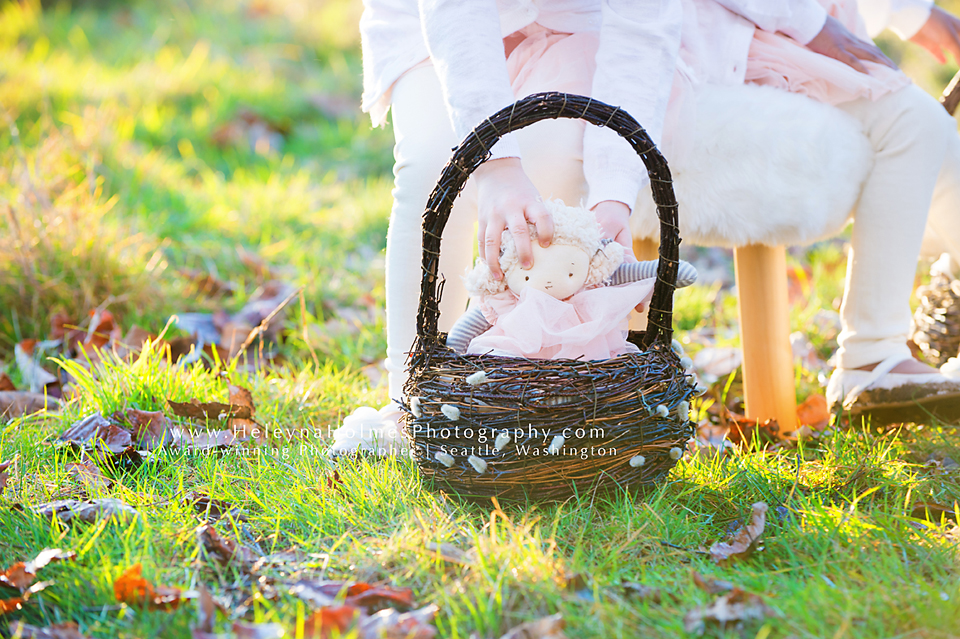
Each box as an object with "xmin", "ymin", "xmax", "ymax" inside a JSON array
[{"xmin": 839, "ymin": 386, "xmax": 960, "ymax": 426}]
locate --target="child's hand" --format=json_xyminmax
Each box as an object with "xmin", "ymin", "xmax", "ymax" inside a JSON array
[
  {"xmin": 593, "ymin": 200, "xmax": 632, "ymax": 248},
  {"xmin": 475, "ymin": 158, "xmax": 553, "ymax": 280}
]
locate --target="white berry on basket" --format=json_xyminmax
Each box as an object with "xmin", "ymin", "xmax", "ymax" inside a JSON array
[
  {"xmin": 441, "ymin": 404, "xmax": 461, "ymax": 421},
  {"xmin": 629, "ymin": 455, "xmax": 646, "ymax": 468},
  {"xmin": 410, "ymin": 397, "xmax": 422, "ymax": 418},
  {"xmin": 494, "ymin": 431, "xmax": 511, "ymax": 452},
  {"xmin": 677, "ymin": 400, "xmax": 690, "ymax": 419},
  {"xmin": 468, "ymin": 455, "xmax": 487, "ymax": 474},
  {"xmin": 680, "ymin": 356, "xmax": 693, "ymax": 371},
  {"xmin": 435, "ymin": 451, "xmax": 455, "ymax": 467},
  {"xmin": 466, "ymin": 370, "xmax": 488, "ymax": 386},
  {"xmin": 548, "ymin": 435, "xmax": 565, "ymax": 454},
  {"xmin": 669, "ymin": 447, "xmax": 683, "ymax": 460},
  {"xmin": 671, "ymin": 339, "xmax": 684, "ymax": 356},
  {"xmin": 655, "ymin": 404, "xmax": 669, "ymax": 418}
]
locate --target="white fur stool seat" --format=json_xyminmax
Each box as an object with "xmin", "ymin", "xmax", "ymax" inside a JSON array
[
  {"xmin": 630, "ymin": 83, "xmax": 873, "ymax": 429},
  {"xmin": 632, "ymin": 83, "xmax": 872, "ymax": 247}
]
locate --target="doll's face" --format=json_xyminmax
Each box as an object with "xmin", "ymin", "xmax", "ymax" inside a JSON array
[{"xmin": 505, "ymin": 243, "xmax": 590, "ymax": 300}]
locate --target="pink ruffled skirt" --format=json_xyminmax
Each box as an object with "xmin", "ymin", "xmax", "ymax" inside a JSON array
[{"xmin": 466, "ymin": 279, "xmax": 656, "ymax": 360}]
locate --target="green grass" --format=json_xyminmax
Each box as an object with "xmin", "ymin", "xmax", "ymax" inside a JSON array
[{"xmin": 1, "ymin": 0, "xmax": 960, "ymax": 637}]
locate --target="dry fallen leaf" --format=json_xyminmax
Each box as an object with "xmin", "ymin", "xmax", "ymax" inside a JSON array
[
  {"xmin": 114, "ymin": 563, "xmax": 183, "ymax": 610},
  {"xmin": 796, "ymin": 394, "xmax": 830, "ymax": 430},
  {"xmin": 67, "ymin": 460, "xmax": 111, "ymax": 491},
  {"xmin": 357, "ymin": 604, "xmax": 438, "ymax": 639},
  {"xmin": 197, "ymin": 525, "xmax": 260, "ymax": 572},
  {"xmin": 621, "ymin": 581, "xmax": 676, "ymax": 604},
  {"xmin": 0, "ymin": 373, "xmax": 14, "ymax": 392},
  {"xmin": 227, "ymin": 384, "xmax": 261, "ymax": 441},
  {"xmin": 183, "ymin": 492, "xmax": 246, "ymax": 521},
  {"xmin": 1, "ymin": 548, "xmax": 76, "ymax": 591},
  {"xmin": 1, "ymin": 597, "xmax": 24, "ymax": 614},
  {"xmin": 119, "ymin": 409, "xmax": 174, "ymax": 450},
  {"xmin": 7, "ymin": 621, "xmax": 91, "ymax": 639},
  {"xmin": 7, "ymin": 621, "xmax": 90, "ymax": 639},
  {"xmin": 683, "ymin": 588, "xmax": 778, "ymax": 634},
  {"xmin": 0, "ymin": 456, "xmax": 15, "ymax": 496},
  {"xmin": 31, "ymin": 498, "xmax": 138, "ymax": 524},
  {"xmin": 230, "ymin": 621, "xmax": 286, "ymax": 639},
  {"xmin": 708, "ymin": 503, "xmax": 768, "ymax": 565},
  {"xmin": 910, "ymin": 501, "xmax": 959, "ymax": 524},
  {"xmin": 691, "ymin": 571, "xmax": 735, "ymax": 595},
  {"xmin": 59, "ymin": 414, "xmax": 132, "ymax": 453},
  {"xmin": 425, "ymin": 542, "xmax": 473, "ymax": 566},
  {"xmin": 499, "ymin": 614, "xmax": 567, "ymax": 639},
  {"xmin": 0, "ymin": 392, "xmax": 59, "ymax": 419},
  {"xmin": 288, "ymin": 580, "xmax": 415, "ymax": 610},
  {"xmin": 301, "ymin": 605, "xmax": 360, "ymax": 638},
  {"xmin": 167, "ymin": 399, "xmax": 253, "ymax": 422}
]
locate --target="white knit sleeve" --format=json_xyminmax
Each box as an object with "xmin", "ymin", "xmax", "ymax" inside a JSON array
[
  {"xmin": 417, "ymin": 0, "xmax": 522, "ymax": 160},
  {"xmin": 583, "ymin": 0, "xmax": 683, "ymax": 210},
  {"xmin": 712, "ymin": 0, "xmax": 828, "ymax": 45}
]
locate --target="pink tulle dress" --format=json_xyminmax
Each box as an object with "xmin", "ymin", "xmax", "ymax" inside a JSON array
[
  {"xmin": 465, "ymin": 279, "xmax": 656, "ymax": 360},
  {"xmin": 744, "ymin": 0, "xmax": 909, "ymax": 105}
]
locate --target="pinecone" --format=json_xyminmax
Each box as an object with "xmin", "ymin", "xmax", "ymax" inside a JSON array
[{"xmin": 911, "ymin": 257, "xmax": 960, "ymax": 366}]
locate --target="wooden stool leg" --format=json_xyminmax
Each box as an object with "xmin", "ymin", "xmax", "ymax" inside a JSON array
[
  {"xmin": 733, "ymin": 244, "xmax": 797, "ymax": 429},
  {"xmin": 630, "ymin": 237, "xmax": 660, "ymax": 331}
]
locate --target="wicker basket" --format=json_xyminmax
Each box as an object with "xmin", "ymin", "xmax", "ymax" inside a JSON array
[{"xmin": 401, "ymin": 92, "xmax": 697, "ymax": 501}]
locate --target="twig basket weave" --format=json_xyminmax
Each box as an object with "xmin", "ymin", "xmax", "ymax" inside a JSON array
[{"xmin": 402, "ymin": 92, "xmax": 697, "ymax": 501}]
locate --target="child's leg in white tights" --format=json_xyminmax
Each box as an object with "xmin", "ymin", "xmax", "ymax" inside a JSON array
[
  {"xmin": 385, "ymin": 65, "xmax": 478, "ymax": 402},
  {"xmin": 834, "ymin": 84, "xmax": 955, "ymax": 370}
]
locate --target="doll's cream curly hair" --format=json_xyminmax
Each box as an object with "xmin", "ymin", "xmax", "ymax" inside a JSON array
[{"xmin": 463, "ymin": 200, "xmax": 624, "ymax": 297}]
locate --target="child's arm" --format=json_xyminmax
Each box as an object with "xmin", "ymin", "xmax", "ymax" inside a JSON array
[
  {"xmin": 609, "ymin": 259, "xmax": 698, "ymax": 287},
  {"xmin": 446, "ymin": 306, "xmax": 494, "ymax": 354}
]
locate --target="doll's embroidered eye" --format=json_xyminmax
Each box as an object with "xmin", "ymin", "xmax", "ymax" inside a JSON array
[
  {"xmin": 569, "ymin": 273, "xmax": 573, "ymax": 277},
  {"xmin": 525, "ymin": 276, "xmax": 529, "ymax": 281}
]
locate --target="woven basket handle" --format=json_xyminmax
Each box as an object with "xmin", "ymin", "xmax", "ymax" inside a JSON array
[{"xmin": 417, "ymin": 92, "xmax": 680, "ymax": 348}]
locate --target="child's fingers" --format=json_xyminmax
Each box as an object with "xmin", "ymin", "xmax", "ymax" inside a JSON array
[
  {"xmin": 507, "ymin": 214, "xmax": 534, "ymax": 270},
  {"xmin": 482, "ymin": 221, "xmax": 505, "ymax": 280},
  {"xmin": 527, "ymin": 201, "xmax": 554, "ymax": 248}
]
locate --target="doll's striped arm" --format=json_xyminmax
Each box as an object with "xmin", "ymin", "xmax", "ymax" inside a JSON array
[
  {"xmin": 609, "ymin": 259, "xmax": 698, "ymax": 287},
  {"xmin": 446, "ymin": 306, "xmax": 493, "ymax": 354}
]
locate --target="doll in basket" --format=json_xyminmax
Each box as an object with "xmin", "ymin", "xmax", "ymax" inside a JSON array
[{"xmin": 446, "ymin": 200, "xmax": 697, "ymax": 360}]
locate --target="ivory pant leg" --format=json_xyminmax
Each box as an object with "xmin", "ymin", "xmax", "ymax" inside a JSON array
[
  {"xmin": 835, "ymin": 83, "xmax": 955, "ymax": 369},
  {"xmin": 386, "ymin": 65, "xmax": 477, "ymax": 401},
  {"xmin": 920, "ymin": 120, "xmax": 960, "ymax": 266}
]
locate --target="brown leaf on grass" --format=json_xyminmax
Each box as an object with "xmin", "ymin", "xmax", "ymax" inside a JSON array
[
  {"xmin": 118, "ymin": 409, "xmax": 174, "ymax": 450},
  {"xmin": 723, "ymin": 411, "xmax": 781, "ymax": 447},
  {"xmin": 114, "ymin": 563, "xmax": 183, "ymax": 610},
  {"xmin": 183, "ymin": 492, "xmax": 246, "ymax": 522},
  {"xmin": 167, "ymin": 399, "xmax": 253, "ymax": 422},
  {"xmin": 357, "ymin": 604, "xmax": 439, "ymax": 639},
  {"xmin": 691, "ymin": 571, "xmax": 735, "ymax": 595},
  {"xmin": 683, "ymin": 588, "xmax": 778, "ymax": 634},
  {"xmin": 288, "ymin": 580, "xmax": 415, "ymax": 610},
  {"xmin": 301, "ymin": 605, "xmax": 360, "ymax": 639},
  {"xmin": 230, "ymin": 622, "xmax": 286, "ymax": 639},
  {"xmin": 910, "ymin": 501, "xmax": 959, "ymax": 524},
  {"xmin": 325, "ymin": 470, "xmax": 342, "ymax": 492},
  {"xmin": 708, "ymin": 503, "xmax": 768, "ymax": 565},
  {"xmin": 7, "ymin": 621, "xmax": 91, "ymax": 638},
  {"xmin": 0, "ymin": 597, "xmax": 24, "ymax": 614},
  {"xmin": 197, "ymin": 525, "xmax": 260, "ymax": 571},
  {"xmin": 796, "ymin": 394, "xmax": 830, "ymax": 430},
  {"xmin": 498, "ymin": 613, "xmax": 566, "ymax": 639},
  {"xmin": 31, "ymin": 498, "xmax": 138, "ymax": 524},
  {"xmin": 67, "ymin": 460, "xmax": 111, "ymax": 490},
  {"xmin": 0, "ymin": 373, "xmax": 14, "ymax": 392},
  {"xmin": 622, "ymin": 582, "xmax": 677, "ymax": 605},
  {"xmin": 195, "ymin": 584, "xmax": 217, "ymax": 634},
  {"xmin": 0, "ymin": 392, "xmax": 59, "ymax": 419},
  {"xmin": 112, "ymin": 326, "xmax": 153, "ymax": 361},
  {"xmin": 0, "ymin": 456, "xmax": 15, "ymax": 496},
  {"xmin": 227, "ymin": 385, "xmax": 261, "ymax": 441},
  {"xmin": 211, "ymin": 110, "xmax": 287, "ymax": 155},
  {"xmin": 179, "ymin": 269, "xmax": 237, "ymax": 298},
  {"xmin": 59, "ymin": 413, "xmax": 131, "ymax": 453},
  {"xmin": 0, "ymin": 548, "xmax": 76, "ymax": 591},
  {"xmin": 175, "ymin": 429, "xmax": 239, "ymax": 451},
  {"xmin": 425, "ymin": 542, "xmax": 473, "ymax": 566},
  {"xmin": 14, "ymin": 341, "xmax": 58, "ymax": 392}
]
